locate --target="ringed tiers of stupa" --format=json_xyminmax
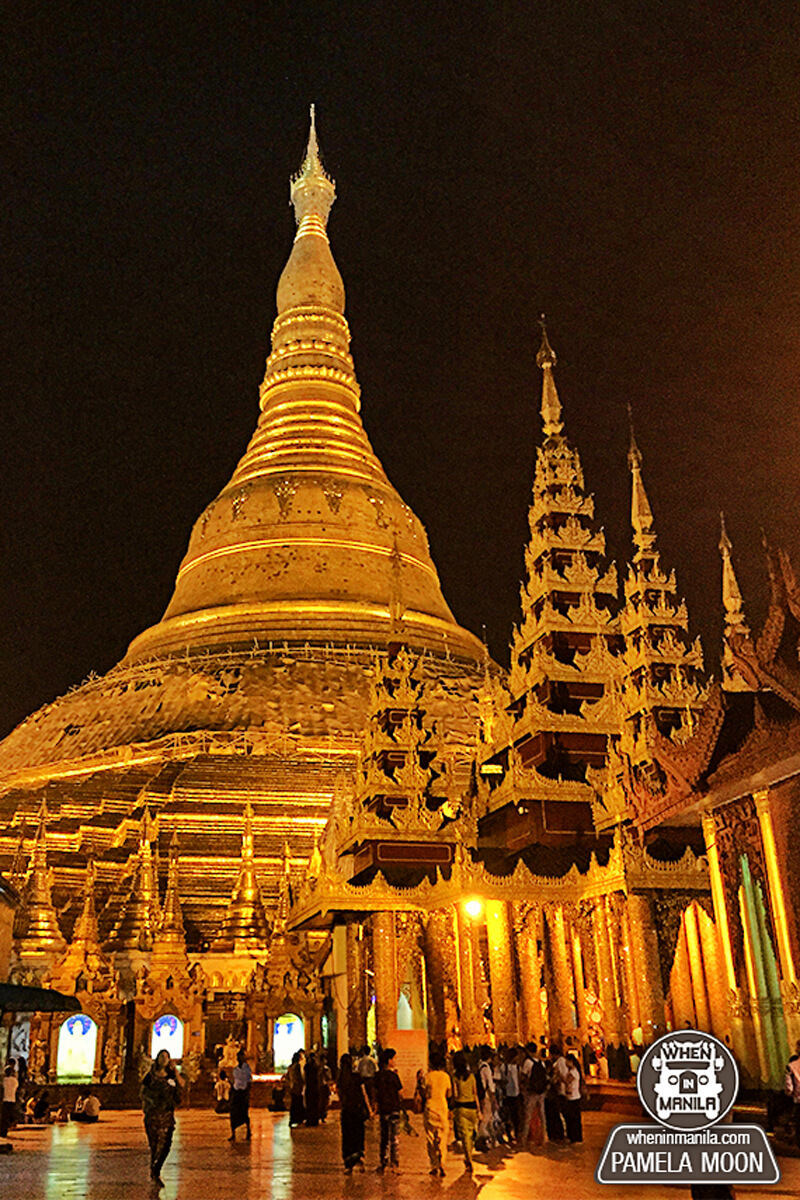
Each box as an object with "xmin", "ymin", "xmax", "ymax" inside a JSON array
[{"xmin": 0, "ymin": 110, "xmax": 487, "ymax": 938}]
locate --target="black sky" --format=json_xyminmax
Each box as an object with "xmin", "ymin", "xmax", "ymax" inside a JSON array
[{"xmin": 1, "ymin": 1, "xmax": 799, "ymax": 738}]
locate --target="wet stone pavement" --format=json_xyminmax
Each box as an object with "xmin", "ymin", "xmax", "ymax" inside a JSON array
[{"xmin": 1, "ymin": 1108, "xmax": 798, "ymax": 1200}]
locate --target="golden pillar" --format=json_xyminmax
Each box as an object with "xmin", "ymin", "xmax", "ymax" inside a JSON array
[
  {"xmin": 571, "ymin": 924, "xmax": 589, "ymax": 1045},
  {"xmin": 423, "ymin": 910, "xmax": 449, "ymax": 1043},
  {"xmin": 738, "ymin": 883, "xmax": 773, "ymax": 1084},
  {"xmin": 486, "ymin": 900, "xmax": 517, "ymax": 1045},
  {"xmin": 754, "ymin": 791, "xmax": 796, "ymax": 985},
  {"xmin": 515, "ymin": 904, "xmax": 545, "ymax": 1045},
  {"xmin": 372, "ymin": 910, "xmax": 397, "ymax": 1049},
  {"xmin": 346, "ymin": 920, "xmax": 367, "ymax": 1050},
  {"xmin": 701, "ymin": 814, "xmax": 752, "ymax": 1073},
  {"xmin": 619, "ymin": 903, "xmax": 641, "ymax": 1039},
  {"xmin": 456, "ymin": 904, "xmax": 485, "ymax": 1046},
  {"xmin": 626, "ymin": 893, "xmax": 666, "ymax": 1044},
  {"xmin": 670, "ymin": 918, "xmax": 697, "ymax": 1030},
  {"xmin": 593, "ymin": 898, "xmax": 622, "ymax": 1045},
  {"xmin": 683, "ymin": 902, "xmax": 712, "ymax": 1033},
  {"xmin": 696, "ymin": 905, "xmax": 730, "ymax": 1044},
  {"xmin": 546, "ymin": 904, "xmax": 574, "ymax": 1041},
  {"xmin": 754, "ymin": 790, "xmax": 800, "ymax": 1048}
]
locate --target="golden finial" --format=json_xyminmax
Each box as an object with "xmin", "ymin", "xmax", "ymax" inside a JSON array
[
  {"xmin": 14, "ymin": 800, "xmax": 66, "ymax": 956},
  {"xmin": 111, "ymin": 811, "xmax": 161, "ymax": 951},
  {"xmin": 289, "ymin": 103, "xmax": 336, "ymax": 239},
  {"xmin": 627, "ymin": 403, "xmax": 656, "ymax": 556},
  {"xmin": 211, "ymin": 802, "xmax": 270, "ymax": 950},
  {"xmin": 157, "ymin": 832, "xmax": 185, "ymax": 942},
  {"xmin": 72, "ymin": 859, "xmax": 101, "ymax": 945},
  {"xmin": 307, "ymin": 825, "xmax": 323, "ymax": 879},
  {"xmin": 536, "ymin": 316, "xmax": 563, "ymax": 437},
  {"xmin": 535, "ymin": 315, "xmax": 557, "ymax": 369},
  {"xmin": 719, "ymin": 513, "xmax": 748, "ymax": 628}
]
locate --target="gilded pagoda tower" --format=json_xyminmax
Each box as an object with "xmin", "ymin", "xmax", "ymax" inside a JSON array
[
  {"xmin": 480, "ymin": 323, "xmax": 620, "ymax": 846},
  {"xmin": 0, "ymin": 111, "xmax": 485, "ymax": 1079}
]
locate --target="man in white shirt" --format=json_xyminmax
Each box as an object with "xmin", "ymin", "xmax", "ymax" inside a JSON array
[
  {"xmin": 785, "ymin": 1040, "xmax": 800, "ymax": 1147},
  {"xmin": 2, "ymin": 1062, "xmax": 18, "ymax": 1138},
  {"xmin": 357, "ymin": 1044, "xmax": 377, "ymax": 1107}
]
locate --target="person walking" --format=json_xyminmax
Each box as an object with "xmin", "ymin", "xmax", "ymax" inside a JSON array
[
  {"xmin": 374, "ymin": 1047, "xmax": 403, "ymax": 1174},
  {"xmin": 337, "ymin": 1053, "xmax": 370, "ymax": 1173},
  {"xmin": 545, "ymin": 1043, "xmax": 568, "ymax": 1143},
  {"xmin": 502, "ymin": 1047, "xmax": 521, "ymax": 1145},
  {"xmin": 141, "ymin": 1048, "xmax": 182, "ymax": 1187},
  {"xmin": 476, "ymin": 1046, "xmax": 498, "ymax": 1149},
  {"xmin": 563, "ymin": 1053, "xmax": 583, "ymax": 1143},
  {"xmin": 229, "ymin": 1048, "xmax": 252, "ymax": 1141},
  {"xmin": 1, "ymin": 1061, "xmax": 18, "ymax": 1138},
  {"xmin": 522, "ymin": 1045, "xmax": 548, "ymax": 1147},
  {"xmin": 305, "ymin": 1052, "xmax": 321, "ymax": 1126},
  {"xmin": 319, "ymin": 1055, "xmax": 333, "ymax": 1123},
  {"xmin": 287, "ymin": 1049, "xmax": 306, "ymax": 1127},
  {"xmin": 785, "ymin": 1039, "xmax": 800, "ymax": 1147},
  {"xmin": 357, "ymin": 1044, "xmax": 377, "ymax": 1109},
  {"xmin": 451, "ymin": 1050, "xmax": 479, "ymax": 1173},
  {"xmin": 423, "ymin": 1049, "xmax": 451, "ymax": 1177}
]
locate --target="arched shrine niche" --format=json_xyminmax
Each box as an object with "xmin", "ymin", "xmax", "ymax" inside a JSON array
[
  {"xmin": 273, "ymin": 1013, "xmax": 304, "ymax": 1071},
  {"xmin": 57, "ymin": 1013, "xmax": 98, "ymax": 1082},
  {"xmin": 151, "ymin": 1014, "xmax": 184, "ymax": 1060}
]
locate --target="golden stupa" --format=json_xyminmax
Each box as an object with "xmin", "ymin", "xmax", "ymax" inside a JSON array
[
  {"xmin": 129, "ymin": 107, "xmax": 482, "ymax": 665},
  {"xmin": 0, "ymin": 110, "xmax": 484, "ymax": 960}
]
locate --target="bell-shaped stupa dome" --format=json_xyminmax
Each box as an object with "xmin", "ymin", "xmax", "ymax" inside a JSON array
[{"xmin": 126, "ymin": 108, "xmax": 482, "ymax": 664}]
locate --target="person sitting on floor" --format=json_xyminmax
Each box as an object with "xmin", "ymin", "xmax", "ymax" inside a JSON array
[{"xmin": 72, "ymin": 1088, "xmax": 101, "ymax": 1123}]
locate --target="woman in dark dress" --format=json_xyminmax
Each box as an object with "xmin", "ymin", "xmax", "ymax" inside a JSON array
[
  {"xmin": 287, "ymin": 1049, "xmax": 306, "ymax": 1127},
  {"xmin": 337, "ymin": 1053, "xmax": 369, "ymax": 1173},
  {"xmin": 141, "ymin": 1049, "xmax": 182, "ymax": 1186},
  {"xmin": 304, "ymin": 1052, "xmax": 321, "ymax": 1126}
]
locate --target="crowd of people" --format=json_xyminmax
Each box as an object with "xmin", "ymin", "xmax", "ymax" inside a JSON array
[
  {"xmin": 1, "ymin": 1057, "xmax": 102, "ymax": 1138},
  {"xmin": 263, "ymin": 1040, "xmax": 589, "ymax": 1177},
  {"xmin": 200, "ymin": 1037, "xmax": 587, "ymax": 1179}
]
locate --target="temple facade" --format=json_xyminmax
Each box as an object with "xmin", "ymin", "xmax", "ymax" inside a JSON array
[{"xmin": 1, "ymin": 111, "xmax": 798, "ymax": 1094}]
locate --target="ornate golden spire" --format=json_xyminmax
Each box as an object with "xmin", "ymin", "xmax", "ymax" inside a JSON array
[
  {"xmin": 536, "ymin": 317, "xmax": 563, "ymax": 437},
  {"xmin": 111, "ymin": 810, "xmax": 161, "ymax": 952},
  {"xmin": 211, "ymin": 802, "xmax": 271, "ymax": 950},
  {"xmin": 307, "ymin": 825, "xmax": 323, "ymax": 879},
  {"xmin": 157, "ymin": 833, "xmax": 185, "ymax": 944},
  {"xmin": 274, "ymin": 840, "xmax": 292, "ymax": 933},
  {"xmin": 148, "ymin": 832, "xmax": 189, "ymax": 977},
  {"xmin": 126, "ymin": 109, "xmax": 483, "ymax": 665},
  {"xmin": 287, "ymin": 105, "xmax": 336, "ymax": 244},
  {"xmin": 48, "ymin": 860, "xmax": 115, "ymax": 995},
  {"xmin": 72, "ymin": 859, "xmax": 102, "ymax": 947},
  {"xmin": 719, "ymin": 513, "xmax": 748, "ymax": 632},
  {"xmin": 627, "ymin": 405, "xmax": 656, "ymax": 558},
  {"xmin": 617, "ymin": 422, "xmax": 706, "ymax": 761},
  {"xmin": 14, "ymin": 800, "xmax": 67, "ymax": 958},
  {"xmin": 719, "ymin": 514, "xmax": 754, "ymax": 692}
]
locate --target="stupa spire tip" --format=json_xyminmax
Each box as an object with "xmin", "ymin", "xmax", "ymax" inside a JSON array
[
  {"xmin": 536, "ymin": 314, "xmax": 557, "ymax": 369},
  {"xmin": 536, "ymin": 315, "xmax": 563, "ymax": 436}
]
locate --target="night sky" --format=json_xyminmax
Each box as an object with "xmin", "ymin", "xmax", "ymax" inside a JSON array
[{"xmin": 2, "ymin": 2, "xmax": 799, "ymax": 739}]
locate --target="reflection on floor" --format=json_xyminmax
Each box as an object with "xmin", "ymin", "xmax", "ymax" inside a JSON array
[{"xmin": 2, "ymin": 1108, "xmax": 798, "ymax": 1200}]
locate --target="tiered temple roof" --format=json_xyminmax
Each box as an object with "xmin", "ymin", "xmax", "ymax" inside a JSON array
[{"xmin": 479, "ymin": 324, "xmax": 621, "ymax": 841}]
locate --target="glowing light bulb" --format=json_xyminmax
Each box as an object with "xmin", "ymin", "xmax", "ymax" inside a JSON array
[{"xmin": 463, "ymin": 898, "xmax": 484, "ymax": 919}]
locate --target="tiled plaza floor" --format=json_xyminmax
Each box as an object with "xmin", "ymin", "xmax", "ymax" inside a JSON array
[{"xmin": 2, "ymin": 1108, "xmax": 798, "ymax": 1200}]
